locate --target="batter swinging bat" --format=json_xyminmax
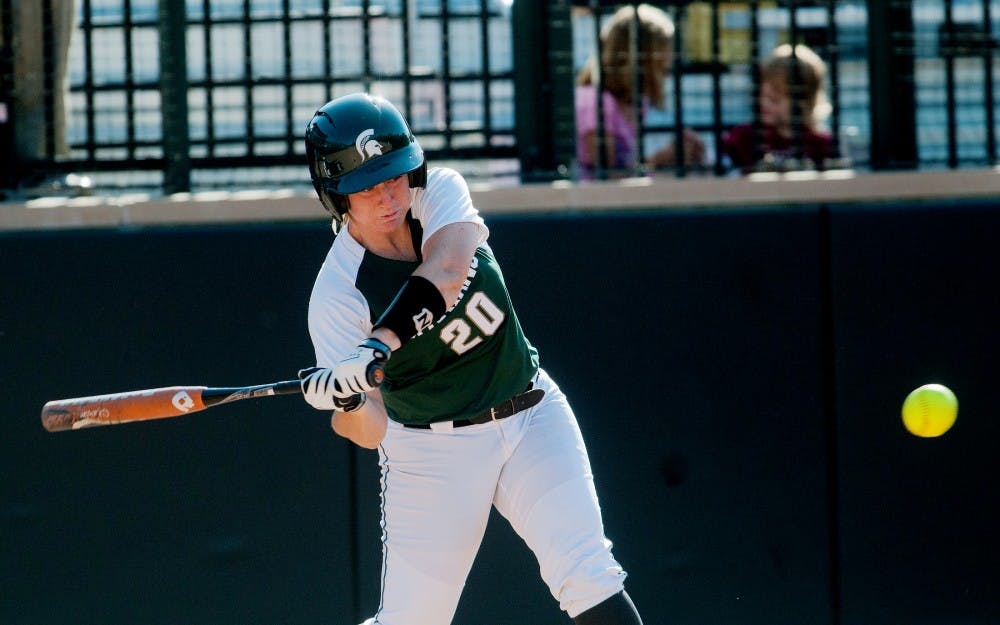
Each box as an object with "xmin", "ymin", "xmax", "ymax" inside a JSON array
[{"xmin": 41, "ymin": 380, "xmax": 303, "ymax": 432}]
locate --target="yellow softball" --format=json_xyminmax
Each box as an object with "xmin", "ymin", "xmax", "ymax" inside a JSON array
[{"xmin": 901, "ymin": 383, "xmax": 958, "ymax": 438}]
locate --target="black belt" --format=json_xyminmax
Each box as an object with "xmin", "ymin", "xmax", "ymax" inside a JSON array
[{"xmin": 403, "ymin": 385, "xmax": 545, "ymax": 429}]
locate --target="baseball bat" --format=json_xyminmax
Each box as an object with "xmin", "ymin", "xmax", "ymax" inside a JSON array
[
  {"xmin": 41, "ymin": 380, "xmax": 303, "ymax": 432},
  {"xmin": 41, "ymin": 362, "xmax": 385, "ymax": 433}
]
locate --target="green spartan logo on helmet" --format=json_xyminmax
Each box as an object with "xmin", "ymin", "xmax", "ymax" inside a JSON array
[{"xmin": 306, "ymin": 93, "xmax": 426, "ymax": 225}]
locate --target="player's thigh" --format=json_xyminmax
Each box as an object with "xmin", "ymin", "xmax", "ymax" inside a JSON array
[
  {"xmin": 493, "ymin": 373, "xmax": 625, "ymax": 615},
  {"xmin": 493, "ymin": 372, "xmax": 599, "ymax": 525},
  {"xmin": 376, "ymin": 422, "xmax": 503, "ymax": 619}
]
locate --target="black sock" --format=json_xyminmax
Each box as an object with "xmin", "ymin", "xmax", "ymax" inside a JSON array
[{"xmin": 572, "ymin": 591, "xmax": 643, "ymax": 625}]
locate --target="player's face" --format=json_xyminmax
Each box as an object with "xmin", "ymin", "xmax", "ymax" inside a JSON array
[{"xmin": 348, "ymin": 174, "xmax": 411, "ymax": 233}]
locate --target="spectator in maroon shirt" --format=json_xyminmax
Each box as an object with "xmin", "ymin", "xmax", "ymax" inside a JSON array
[{"xmin": 722, "ymin": 44, "xmax": 840, "ymax": 174}]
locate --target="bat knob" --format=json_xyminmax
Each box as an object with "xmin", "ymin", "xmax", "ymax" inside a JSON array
[{"xmin": 367, "ymin": 363, "xmax": 385, "ymax": 388}]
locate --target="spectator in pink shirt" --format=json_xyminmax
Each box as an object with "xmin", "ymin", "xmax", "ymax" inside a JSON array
[{"xmin": 575, "ymin": 4, "xmax": 705, "ymax": 179}]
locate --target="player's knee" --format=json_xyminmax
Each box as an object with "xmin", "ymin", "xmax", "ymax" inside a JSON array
[
  {"xmin": 549, "ymin": 551, "xmax": 627, "ymax": 618},
  {"xmin": 572, "ymin": 590, "xmax": 643, "ymax": 625}
]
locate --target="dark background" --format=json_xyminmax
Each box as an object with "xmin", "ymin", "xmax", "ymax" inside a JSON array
[{"xmin": 2, "ymin": 200, "xmax": 997, "ymax": 625}]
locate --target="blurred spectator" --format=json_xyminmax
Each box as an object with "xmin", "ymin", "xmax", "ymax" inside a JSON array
[
  {"xmin": 722, "ymin": 44, "xmax": 839, "ymax": 174},
  {"xmin": 575, "ymin": 4, "xmax": 705, "ymax": 179}
]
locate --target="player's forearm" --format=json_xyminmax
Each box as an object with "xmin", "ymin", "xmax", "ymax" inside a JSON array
[
  {"xmin": 371, "ymin": 221, "xmax": 480, "ymax": 350},
  {"xmin": 331, "ymin": 392, "xmax": 387, "ymax": 449},
  {"xmin": 414, "ymin": 221, "xmax": 481, "ymax": 308}
]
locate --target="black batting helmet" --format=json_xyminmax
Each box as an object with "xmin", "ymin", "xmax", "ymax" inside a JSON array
[{"xmin": 305, "ymin": 93, "xmax": 426, "ymax": 228}]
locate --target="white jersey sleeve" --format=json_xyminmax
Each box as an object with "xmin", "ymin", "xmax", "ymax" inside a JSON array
[
  {"xmin": 410, "ymin": 167, "xmax": 489, "ymax": 251},
  {"xmin": 307, "ymin": 237, "xmax": 372, "ymax": 368}
]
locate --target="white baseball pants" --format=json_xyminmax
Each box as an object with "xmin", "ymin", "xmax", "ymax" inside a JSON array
[{"xmin": 362, "ymin": 368, "xmax": 627, "ymax": 625}]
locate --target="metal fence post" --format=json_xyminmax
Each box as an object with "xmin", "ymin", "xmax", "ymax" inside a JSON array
[
  {"xmin": 513, "ymin": 0, "xmax": 575, "ymax": 182},
  {"xmin": 867, "ymin": 0, "xmax": 917, "ymax": 170},
  {"xmin": 158, "ymin": 0, "xmax": 190, "ymax": 193},
  {"xmin": 0, "ymin": 0, "xmax": 15, "ymax": 190}
]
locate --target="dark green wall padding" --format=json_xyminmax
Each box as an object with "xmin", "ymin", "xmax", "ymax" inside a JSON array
[{"xmin": 3, "ymin": 200, "xmax": 997, "ymax": 625}]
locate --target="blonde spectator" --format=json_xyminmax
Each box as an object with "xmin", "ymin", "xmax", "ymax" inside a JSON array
[{"xmin": 575, "ymin": 4, "xmax": 705, "ymax": 179}]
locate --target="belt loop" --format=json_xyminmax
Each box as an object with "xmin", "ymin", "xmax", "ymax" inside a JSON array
[{"xmin": 429, "ymin": 421, "xmax": 454, "ymax": 433}]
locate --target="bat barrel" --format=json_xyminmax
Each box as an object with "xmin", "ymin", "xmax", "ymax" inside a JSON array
[
  {"xmin": 41, "ymin": 386, "xmax": 208, "ymax": 432},
  {"xmin": 41, "ymin": 379, "xmax": 303, "ymax": 432}
]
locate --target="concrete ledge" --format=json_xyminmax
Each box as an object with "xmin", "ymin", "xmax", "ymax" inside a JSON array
[
  {"xmin": 2, "ymin": 167, "xmax": 998, "ymax": 232},
  {"xmin": 473, "ymin": 167, "xmax": 1000, "ymax": 213}
]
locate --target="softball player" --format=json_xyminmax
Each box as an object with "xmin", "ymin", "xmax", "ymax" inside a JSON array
[{"xmin": 299, "ymin": 93, "xmax": 643, "ymax": 625}]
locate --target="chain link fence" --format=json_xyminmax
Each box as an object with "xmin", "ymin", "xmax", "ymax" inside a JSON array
[{"xmin": 1, "ymin": 1, "xmax": 997, "ymax": 197}]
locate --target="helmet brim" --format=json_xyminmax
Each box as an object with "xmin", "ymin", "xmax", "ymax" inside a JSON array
[{"xmin": 333, "ymin": 143, "xmax": 424, "ymax": 195}]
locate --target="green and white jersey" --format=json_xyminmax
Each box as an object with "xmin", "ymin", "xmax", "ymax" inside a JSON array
[{"xmin": 307, "ymin": 167, "xmax": 539, "ymax": 426}]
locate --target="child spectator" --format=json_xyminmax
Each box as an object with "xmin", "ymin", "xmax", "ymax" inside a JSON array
[{"xmin": 722, "ymin": 43, "xmax": 839, "ymax": 173}]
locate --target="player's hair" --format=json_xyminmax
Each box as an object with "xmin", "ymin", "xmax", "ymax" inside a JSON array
[
  {"xmin": 759, "ymin": 43, "xmax": 832, "ymax": 129},
  {"xmin": 576, "ymin": 4, "xmax": 675, "ymax": 109}
]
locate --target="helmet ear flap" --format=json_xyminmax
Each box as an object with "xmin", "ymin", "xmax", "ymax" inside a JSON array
[
  {"xmin": 329, "ymin": 193, "xmax": 351, "ymax": 216},
  {"xmin": 320, "ymin": 188, "xmax": 350, "ymax": 232},
  {"xmin": 307, "ymin": 139, "xmax": 351, "ymax": 226},
  {"xmin": 408, "ymin": 161, "xmax": 427, "ymax": 188}
]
